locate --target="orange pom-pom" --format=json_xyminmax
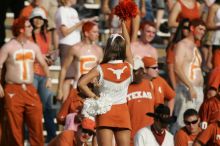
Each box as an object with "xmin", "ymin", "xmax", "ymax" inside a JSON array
[{"xmin": 114, "ymin": 0, "xmax": 139, "ymax": 20}]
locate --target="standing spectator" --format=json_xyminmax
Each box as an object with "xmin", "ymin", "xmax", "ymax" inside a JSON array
[
  {"xmin": 206, "ymin": 0, "xmax": 220, "ymax": 68},
  {"xmin": 131, "ymin": 21, "xmax": 158, "ymax": 60},
  {"xmin": 0, "ymin": 17, "xmax": 51, "ymax": 146},
  {"xmin": 78, "ymin": 20, "xmax": 133, "ymax": 146},
  {"xmin": 134, "ymin": 104, "xmax": 176, "ymax": 146},
  {"xmin": 172, "ymin": 19, "xmax": 206, "ymax": 133},
  {"xmin": 29, "ymin": 7, "xmax": 57, "ymax": 142},
  {"xmin": 101, "ymin": 0, "xmax": 145, "ymax": 42},
  {"xmin": 0, "ymin": 0, "xmax": 24, "ymax": 47},
  {"xmin": 175, "ymin": 109, "xmax": 202, "ymax": 146},
  {"xmin": 55, "ymin": 0, "xmax": 97, "ymax": 101},
  {"xmin": 56, "ymin": 21, "xmax": 103, "ymax": 101},
  {"xmin": 193, "ymin": 121, "xmax": 220, "ymax": 146},
  {"xmin": 168, "ymin": 0, "xmax": 201, "ymax": 28},
  {"xmin": 20, "ymin": 0, "xmax": 45, "ymax": 19},
  {"xmin": 127, "ymin": 57, "xmax": 156, "ymax": 146},
  {"xmin": 41, "ymin": 0, "xmax": 59, "ymax": 50}
]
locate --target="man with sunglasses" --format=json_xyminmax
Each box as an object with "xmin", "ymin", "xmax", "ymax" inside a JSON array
[
  {"xmin": 172, "ymin": 19, "xmax": 206, "ymax": 133},
  {"xmin": 48, "ymin": 117, "xmax": 95, "ymax": 146},
  {"xmin": 142, "ymin": 56, "xmax": 176, "ymax": 115},
  {"xmin": 175, "ymin": 109, "xmax": 201, "ymax": 146}
]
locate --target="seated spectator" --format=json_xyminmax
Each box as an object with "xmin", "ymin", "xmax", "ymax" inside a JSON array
[
  {"xmin": 134, "ymin": 104, "xmax": 176, "ymax": 146},
  {"xmin": 175, "ymin": 109, "xmax": 202, "ymax": 146},
  {"xmin": 48, "ymin": 117, "xmax": 96, "ymax": 146},
  {"xmin": 193, "ymin": 121, "xmax": 220, "ymax": 146},
  {"xmin": 199, "ymin": 88, "xmax": 220, "ymax": 130}
]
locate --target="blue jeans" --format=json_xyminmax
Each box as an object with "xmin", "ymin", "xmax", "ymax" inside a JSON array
[
  {"xmin": 33, "ymin": 74, "xmax": 56, "ymax": 142},
  {"xmin": 143, "ymin": 0, "xmax": 154, "ymax": 22}
]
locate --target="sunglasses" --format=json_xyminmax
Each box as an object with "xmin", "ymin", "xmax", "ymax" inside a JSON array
[
  {"xmin": 184, "ymin": 119, "xmax": 198, "ymax": 125},
  {"xmin": 147, "ymin": 66, "xmax": 158, "ymax": 70},
  {"xmin": 82, "ymin": 128, "xmax": 94, "ymax": 136}
]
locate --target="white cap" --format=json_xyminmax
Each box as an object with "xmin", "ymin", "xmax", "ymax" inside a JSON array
[
  {"xmin": 29, "ymin": 7, "xmax": 47, "ymax": 20},
  {"xmin": 133, "ymin": 57, "xmax": 144, "ymax": 70}
]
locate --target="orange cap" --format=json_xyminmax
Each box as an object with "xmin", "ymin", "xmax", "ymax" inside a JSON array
[
  {"xmin": 81, "ymin": 118, "xmax": 96, "ymax": 133},
  {"xmin": 142, "ymin": 56, "xmax": 157, "ymax": 67}
]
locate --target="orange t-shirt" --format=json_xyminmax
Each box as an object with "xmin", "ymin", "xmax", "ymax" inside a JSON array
[
  {"xmin": 199, "ymin": 96, "xmax": 220, "ymax": 124},
  {"xmin": 33, "ymin": 32, "xmax": 51, "ymax": 76},
  {"xmin": 127, "ymin": 79, "xmax": 156, "ymax": 145},
  {"xmin": 175, "ymin": 127, "xmax": 201, "ymax": 146},
  {"xmin": 178, "ymin": 0, "xmax": 200, "ymax": 21},
  {"xmin": 56, "ymin": 89, "xmax": 84, "ymax": 125},
  {"xmin": 208, "ymin": 67, "xmax": 220, "ymax": 90},
  {"xmin": 166, "ymin": 44, "xmax": 175, "ymax": 64},
  {"xmin": 213, "ymin": 49, "xmax": 220, "ymax": 68},
  {"xmin": 196, "ymin": 122, "xmax": 220, "ymax": 146},
  {"xmin": 152, "ymin": 76, "xmax": 176, "ymax": 105}
]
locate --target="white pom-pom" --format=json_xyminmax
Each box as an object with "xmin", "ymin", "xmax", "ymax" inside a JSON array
[{"xmin": 81, "ymin": 95, "xmax": 112, "ymax": 117}]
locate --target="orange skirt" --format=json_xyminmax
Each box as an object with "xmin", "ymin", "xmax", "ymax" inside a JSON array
[{"xmin": 96, "ymin": 103, "xmax": 131, "ymax": 129}]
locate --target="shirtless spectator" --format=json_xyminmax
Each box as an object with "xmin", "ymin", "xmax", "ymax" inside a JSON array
[
  {"xmin": 0, "ymin": 17, "xmax": 51, "ymax": 146},
  {"xmin": 172, "ymin": 19, "xmax": 206, "ymax": 133},
  {"xmin": 193, "ymin": 121, "xmax": 220, "ymax": 146},
  {"xmin": 175, "ymin": 109, "xmax": 202, "ymax": 146},
  {"xmin": 131, "ymin": 21, "xmax": 158, "ymax": 60},
  {"xmin": 57, "ymin": 21, "xmax": 103, "ymax": 101}
]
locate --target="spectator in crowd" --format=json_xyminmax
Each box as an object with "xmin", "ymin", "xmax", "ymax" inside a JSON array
[
  {"xmin": 168, "ymin": 0, "xmax": 201, "ymax": 28},
  {"xmin": 206, "ymin": 66, "xmax": 220, "ymax": 98},
  {"xmin": 78, "ymin": 20, "xmax": 133, "ymax": 146},
  {"xmin": 0, "ymin": 17, "xmax": 51, "ymax": 146},
  {"xmin": 175, "ymin": 109, "xmax": 202, "ymax": 146},
  {"xmin": 199, "ymin": 86, "xmax": 220, "ymax": 129},
  {"xmin": 101, "ymin": 0, "xmax": 145, "ymax": 42},
  {"xmin": 55, "ymin": 0, "xmax": 97, "ymax": 102},
  {"xmin": 20, "ymin": 0, "xmax": 45, "ymax": 18},
  {"xmin": 131, "ymin": 21, "xmax": 158, "ymax": 60},
  {"xmin": 172, "ymin": 19, "xmax": 206, "ymax": 133},
  {"xmin": 134, "ymin": 104, "xmax": 176, "ymax": 146},
  {"xmin": 57, "ymin": 21, "xmax": 103, "ymax": 101},
  {"xmin": 29, "ymin": 7, "xmax": 56, "ymax": 142},
  {"xmin": 41, "ymin": 0, "xmax": 59, "ymax": 50},
  {"xmin": 206, "ymin": 0, "xmax": 220, "ymax": 68},
  {"xmin": 0, "ymin": 0, "xmax": 24, "ymax": 47},
  {"xmin": 127, "ymin": 57, "xmax": 156, "ymax": 146},
  {"xmin": 193, "ymin": 120, "xmax": 220, "ymax": 146},
  {"xmin": 48, "ymin": 117, "xmax": 96, "ymax": 146},
  {"xmin": 166, "ymin": 18, "xmax": 190, "ymax": 89}
]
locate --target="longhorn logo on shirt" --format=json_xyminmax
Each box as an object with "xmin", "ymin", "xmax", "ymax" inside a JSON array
[
  {"xmin": 107, "ymin": 66, "xmax": 127, "ymax": 80},
  {"xmin": 216, "ymin": 134, "xmax": 220, "ymax": 140}
]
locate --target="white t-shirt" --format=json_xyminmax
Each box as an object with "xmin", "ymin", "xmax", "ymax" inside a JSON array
[
  {"xmin": 134, "ymin": 126, "xmax": 174, "ymax": 146},
  {"xmin": 55, "ymin": 6, "xmax": 81, "ymax": 45}
]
